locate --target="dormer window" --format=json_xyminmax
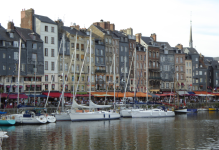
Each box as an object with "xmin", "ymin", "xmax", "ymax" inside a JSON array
[
  {"xmin": 200, "ymin": 65, "xmax": 202, "ymax": 68},
  {"xmin": 10, "ymin": 33, "xmax": 14, "ymax": 38},
  {"xmin": 13, "ymin": 41, "xmax": 18, "ymax": 47},
  {"xmin": 22, "ymin": 43, "xmax": 25, "ymax": 48},
  {"xmin": 107, "ymin": 31, "xmax": 110, "ymax": 34},
  {"xmin": 2, "ymin": 41, "xmax": 5, "ymax": 46},
  {"xmin": 33, "ymin": 35, "xmax": 36, "ymax": 40},
  {"xmin": 176, "ymin": 50, "xmax": 178, "ymax": 53},
  {"xmin": 164, "ymin": 50, "xmax": 168, "ymax": 54},
  {"xmin": 86, "ymin": 31, "xmax": 90, "ymax": 35},
  {"xmin": 32, "ymin": 43, "xmax": 37, "ymax": 49}
]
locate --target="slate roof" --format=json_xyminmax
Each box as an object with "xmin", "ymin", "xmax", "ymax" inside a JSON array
[
  {"xmin": 34, "ymin": 14, "xmax": 56, "ymax": 25},
  {"xmin": 183, "ymin": 47, "xmax": 198, "ymax": 54},
  {"xmin": 141, "ymin": 36, "xmax": 152, "ymax": 45},
  {"xmin": 58, "ymin": 33, "xmax": 70, "ymax": 42},
  {"xmin": 15, "ymin": 27, "xmax": 42, "ymax": 42},
  {"xmin": 62, "ymin": 26, "xmax": 87, "ymax": 36},
  {"xmin": 155, "ymin": 41, "xmax": 172, "ymax": 49},
  {"xmin": 0, "ymin": 28, "xmax": 15, "ymax": 41}
]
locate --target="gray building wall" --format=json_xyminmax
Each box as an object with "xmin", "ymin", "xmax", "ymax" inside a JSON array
[{"xmin": 95, "ymin": 41, "xmax": 105, "ymax": 66}]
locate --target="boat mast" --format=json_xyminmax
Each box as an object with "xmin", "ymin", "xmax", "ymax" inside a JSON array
[
  {"xmin": 17, "ymin": 39, "xmax": 22, "ymax": 111},
  {"xmin": 146, "ymin": 46, "xmax": 148, "ymax": 103},
  {"xmin": 89, "ymin": 29, "xmax": 92, "ymax": 108},
  {"xmin": 123, "ymin": 55, "xmax": 126, "ymax": 104},
  {"xmin": 34, "ymin": 48, "xmax": 37, "ymax": 107},
  {"xmin": 134, "ymin": 48, "xmax": 136, "ymax": 107},
  {"xmin": 73, "ymin": 33, "xmax": 78, "ymax": 102},
  {"xmin": 62, "ymin": 33, "xmax": 65, "ymax": 112},
  {"xmin": 114, "ymin": 53, "xmax": 115, "ymax": 109}
]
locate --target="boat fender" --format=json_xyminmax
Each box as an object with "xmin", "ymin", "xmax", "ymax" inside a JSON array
[
  {"xmin": 12, "ymin": 116, "xmax": 15, "ymax": 119},
  {"xmin": 2, "ymin": 117, "xmax": 5, "ymax": 120}
]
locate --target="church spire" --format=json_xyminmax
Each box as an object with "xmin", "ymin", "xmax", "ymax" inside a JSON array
[{"xmin": 189, "ymin": 12, "xmax": 193, "ymax": 48}]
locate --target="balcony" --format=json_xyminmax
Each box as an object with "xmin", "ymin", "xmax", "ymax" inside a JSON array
[
  {"xmin": 95, "ymin": 70, "xmax": 106, "ymax": 73},
  {"xmin": 149, "ymin": 76, "xmax": 161, "ymax": 80}
]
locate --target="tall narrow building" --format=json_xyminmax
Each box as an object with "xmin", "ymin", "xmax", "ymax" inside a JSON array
[{"xmin": 189, "ymin": 20, "xmax": 193, "ymax": 48}]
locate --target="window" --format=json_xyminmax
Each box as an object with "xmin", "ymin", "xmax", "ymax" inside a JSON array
[
  {"xmin": 153, "ymin": 52, "xmax": 155, "ymax": 58},
  {"xmin": 60, "ymin": 63, "xmax": 62, "ymax": 71},
  {"xmin": 149, "ymin": 51, "xmax": 151, "ymax": 57},
  {"xmin": 109, "ymin": 39, "xmax": 111, "ymax": 44},
  {"xmin": 199, "ymin": 71, "xmax": 202, "ymax": 75},
  {"xmin": 196, "ymin": 64, "xmax": 198, "ymax": 68},
  {"xmin": 186, "ymin": 62, "xmax": 188, "ymax": 67},
  {"xmin": 180, "ymin": 57, "xmax": 183, "ymax": 63},
  {"xmin": 181, "ymin": 74, "xmax": 183, "ymax": 80},
  {"xmin": 186, "ymin": 69, "xmax": 188, "ymax": 74},
  {"xmin": 51, "ymin": 27, "xmax": 54, "ymax": 32},
  {"xmin": 125, "ymin": 47, "xmax": 127, "ymax": 52},
  {"xmin": 45, "ymin": 75, "xmax": 48, "ymax": 81},
  {"xmin": 51, "ymin": 49, "xmax": 55, "ymax": 57},
  {"xmin": 196, "ymin": 71, "xmax": 198, "ymax": 75},
  {"xmin": 14, "ymin": 52, "xmax": 18, "ymax": 60},
  {"xmin": 164, "ymin": 50, "xmax": 168, "ymax": 54},
  {"xmin": 165, "ymin": 73, "xmax": 168, "ymax": 79},
  {"xmin": 161, "ymin": 83, "xmax": 164, "ymax": 88},
  {"xmin": 51, "ymin": 37, "xmax": 54, "ymax": 44},
  {"xmin": 45, "ymin": 36, "xmax": 48, "ymax": 43},
  {"xmin": 51, "ymin": 62, "xmax": 55, "ymax": 71},
  {"xmin": 121, "ymin": 46, "xmax": 123, "ymax": 52},
  {"xmin": 189, "ymin": 69, "xmax": 191, "ymax": 74},
  {"xmin": 32, "ymin": 43, "xmax": 37, "ymax": 49},
  {"xmin": 21, "ymin": 64, "xmax": 25, "ymax": 72},
  {"xmin": 101, "ymin": 58, "xmax": 103, "ymax": 64},
  {"xmin": 196, "ymin": 58, "xmax": 198, "ymax": 61},
  {"xmin": 32, "ymin": 53, "xmax": 37, "ymax": 61},
  {"xmin": 166, "ymin": 83, "xmax": 169, "ymax": 88},
  {"xmin": 176, "ymin": 57, "xmax": 178, "ymax": 63},
  {"xmin": 216, "ymin": 80, "xmax": 218, "ymax": 85},
  {"xmin": 3, "ymin": 53, "xmax": 5, "ymax": 58},
  {"xmin": 45, "ymin": 26, "xmax": 48, "ymax": 32},
  {"xmin": 3, "ymin": 65, "xmax": 6, "ymax": 70},
  {"xmin": 106, "ymin": 66, "xmax": 108, "ymax": 73},
  {"xmin": 51, "ymin": 75, "xmax": 55, "ymax": 82},
  {"xmin": 96, "ymin": 49, "xmax": 99, "ymax": 55},
  {"xmin": 13, "ymin": 41, "xmax": 18, "ymax": 47},
  {"xmin": 9, "ymin": 33, "xmax": 14, "ymax": 38},
  {"xmin": 105, "ymin": 38, "xmax": 108, "ymax": 43},
  {"xmin": 121, "ymin": 56, "xmax": 123, "ymax": 62},
  {"xmin": 180, "ymin": 66, "xmax": 183, "ymax": 72},
  {"xmin": 96, "ymin": 57, "xmax": 99, "ymax": 63},
  {"xmin": 45, "ymin": 61, "xmax": 48, "ymax": 70},
  {"xmin": 200, "ymin": 78, "xmax": 203, "ymax": 82},
  {"xmin": 116, "ymin": 48, "xmax": 118, "ymax": 53},
  {"xmin": 176, "ymin": 66, "xmax": 178, "ymax": 71},
  {"xmin": 45, "ymin": 48, "xmax": 48, "ymax": 56},
  {"xmin": 71, "ymin": 43, "xmax": 74, "ymax": 48},
  {"xmin": 76, "ymin": 65, "xmax": 79, "ymax": 71},
  {"xmin": 65, "ymin": 63, "xmax": 68, "ymax": 71},
  {"xmin": 101, "ymin": 50, "xmax": 103, "ymax": 56}
]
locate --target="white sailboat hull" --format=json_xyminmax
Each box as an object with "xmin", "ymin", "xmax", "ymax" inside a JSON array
[
  {"xmin": 11, "ymin": 114, "xmax": 47, "ymax": 124},
  {"xmin": 120, "ymin": 109, "xmax": 143, "ymax": 117},
  {"xmin": 46, "ymin": 115, "xmax": 56, "ymax": 123},
  {"xmin": 55, "ymin": 113, "xmax": 71, "ymax": 121},
  {"xmin": 70, "ymin": 111, "xmax": 120, "ymax": 121},
  {"xmin": 131, "ymin": 109, "xmax": 175, "ymax": 118},
  {"xmin": 175, "ymin": 109, "xmax": 190, "ymax": 113}
]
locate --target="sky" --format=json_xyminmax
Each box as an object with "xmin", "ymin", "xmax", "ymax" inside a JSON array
[{"xmin": 0, "ymin": 0, "xmax": 218, "ymax": 57}]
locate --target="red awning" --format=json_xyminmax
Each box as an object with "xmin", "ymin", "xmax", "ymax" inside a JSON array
[
  {"xmin": 181, "ymin": 83, "xmax": 184, "ymax": 86},
  {"xmin": 26, "ymin": 85, "xmax": 30, "ymax": 87},
  {"xmin": 64, "ymin": 93, "xmax": 73, "ymax": 98},
  {"xmin": 32, "ymin": 85, "xmax": 35, "ymax": 87},
  {"xmin": 13, "ymin": 85, "xmax": 17, "ymax": 88},
  {"xmin": 178, "ymin": 83, "xmax": 180, "ymax": 86},
  {"xmin": 6, "ymin": 86, "xmax": 10, "ymax": 88},
  {"xmin": 0, "ymin": 93, "xmax": 8, "ymax": 98},
  {"xmin": 37, "ymin": 85, "xmax": 41, "ymax": 87},
  {"xmin": 42, "ymin": 92, "xmax": 61, "ymax": 98},
  {"xmin": 8, "ymin": 94, "xmax": 28, "ymax": 99},
  {"xmin": 156, "ymin": 94, "xmax": 167, "ymax": 97},
  {"xmin": 19, "ymin": 86, "xmax": 23, "ymax": 88}
]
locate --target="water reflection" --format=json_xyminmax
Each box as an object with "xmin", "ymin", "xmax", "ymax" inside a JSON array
[{"xmin": 2, "ymin": 112, "xmax": 219, "ymax": 149}]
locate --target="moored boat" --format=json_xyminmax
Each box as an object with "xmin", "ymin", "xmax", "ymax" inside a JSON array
[
  {"xmin": 131, "ymin": 109, "xmax": 175, "ymax": 118},
  {"xmin": 174, "ymin": 109, "xmax": 191, "ymax": 113},
  {"xmin": 0, "ymin": 115, "xmax": 16, "ymax": 125}
]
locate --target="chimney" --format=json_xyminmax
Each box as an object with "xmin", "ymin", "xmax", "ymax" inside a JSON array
[
  {"xmin": 21, "ymin": 8, "xmax": 35, "ymax": 30},
  {"xmin": 70, "ymin": 24, "xmax": 80, "ymax": 30},
  {"xmin": 150, "ymin": 33, "xmax": 156, "ymax": 42},
  {"xmin": 7, "ymin": 21, "xmax": 14, "ymax": 31},
  {"xmin": 55, "ymin": 19, "xmax": 64, "ymax": 33},
  {"xmin": 110, "ymin": 23, "xmax": 115, "ymax": 31},
  {"xmin": 175, "ymin": 44, "xmax": 183, "ymax": 50},
  {"xmin": 135, "ymin": 33, "xmax": 142, "ymax": 44}
]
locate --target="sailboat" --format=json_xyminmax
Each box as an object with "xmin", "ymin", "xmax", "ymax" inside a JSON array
[
  {"xmin": 69, "ymin": 29, "xmax": 120, "ymax": 121},
  {"xmin": 120, "ymin": 48, "xmax": 143, "ymax": 117},
  {"xmin": 11, "ymin": 39, "xmax": 47, "ymax": 124},
  {"xmin": 130, "ymin": 47, "xmax": 175, "ymax": 118}
]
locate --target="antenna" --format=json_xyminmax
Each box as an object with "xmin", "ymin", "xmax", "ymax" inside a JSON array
[{"xmin": 190, "ymin": 11, "xmax": 192, "ymax": 25}]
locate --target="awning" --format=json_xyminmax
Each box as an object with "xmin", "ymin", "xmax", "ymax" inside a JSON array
[
  {"xmin": 6, "ymin": 86, "xmax": 10, "ymax": 88},
  {"xmin": 19, "ymin": 86, "xmax": 23, "ymax": 88},
  {"xmin": 26, "ymin": 85, "xmax": 30, "ymax": 87},
  {"xmin": 32, "ymin": 85, "xmax": 35, "ymax": 87},
  {"xmin": 177, "ymin": 91, "xmax": 189, "ymax": 95},
  {"xmin": 135, "ymin": 92, "xmax": 152, "ymax": 97},
  {"xmin": 149, "ymin": 93, "xmax": 159, "ymax": 98},
  {"xmin": 8, "ymin": 94, "xmax": 28, "ymax": 99},
  {"xmin": 37, "ymin": 85, "xmax": 41, "ymax": 87},
  {"xmin": 28, "ymin": 95, "xmax": 48, "ymax": 98},
  {"xmin": 42, "ymin": 92, "xmax": 61, "ymax": 98},
  {"xmin": 156, "ymin": 94, "xmax": 167, "ymax": 97},
  {"xmin": 0, "ymin": 93, "xmax": 8, "ymax": 98},
  {"xmin": 181, "ymin": 83, "xmax": 184, "ymax": 86},
  {"xmin": 13, "ymin": 85, "xmax": 17, "ymax": 88}
]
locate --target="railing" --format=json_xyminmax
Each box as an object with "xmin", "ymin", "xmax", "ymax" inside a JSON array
[
  {"xmin": 95, "ymin": 70, "xmax": 106, "ymax": 73},
  {"xmin": 149, "ymin": 76, "xmax": 161, "ymax": 80}
]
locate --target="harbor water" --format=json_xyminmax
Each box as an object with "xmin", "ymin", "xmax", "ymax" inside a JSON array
[{"xmin": 2, "ymin": 111, "xmax": 219, "ymax": 150}]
